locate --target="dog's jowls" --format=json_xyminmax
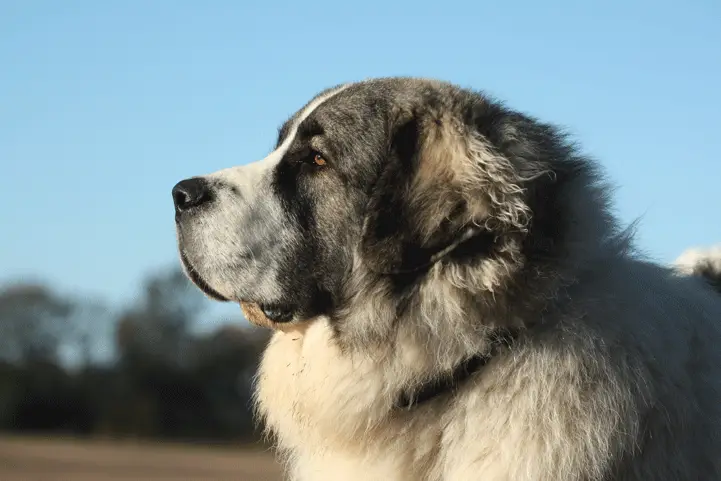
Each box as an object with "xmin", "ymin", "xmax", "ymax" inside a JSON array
[{"xmin": 172, "ymin": 77, "xmax": 721, "ymax": 481}]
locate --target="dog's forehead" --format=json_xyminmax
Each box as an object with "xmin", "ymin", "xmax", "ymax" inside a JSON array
[
  {"xmin": 308, "ymin": 86, "xmax": 390, "ymax": 133},
  {"xmin": 277, "ymin": 78, "xmax": 455, "ymax": 145},
  {"xmin": 277, "ymin": 82, "xmax": 386, "ymax": 141},
  {"xmin": 312, "ymin": 78, "xmax": 449, "ymax": 116}
]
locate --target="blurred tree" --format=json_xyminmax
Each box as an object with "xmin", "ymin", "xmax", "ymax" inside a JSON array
[
  {"xmin": 0, "ymin": 267, "xmax": 272, "ymax": 443},
  {"xmin": 113, "ymin": 267, "xmax": 210, "ymax": 439},
  {"xmin": 116, "ymin": 268, "xmax": 206, "ymax": 367},
  {"xmin": 192, "ymin": 325, "xmax": 270, "ymax": 440},
  {"xmin": 0, "ymin": 283, "xmax": 73, "ymax": 364},
  {"xmin": 65, "ymin": 298, "xmax": 114, "ymax": 366}
]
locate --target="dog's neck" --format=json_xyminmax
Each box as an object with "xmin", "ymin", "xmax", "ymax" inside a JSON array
[{"xmin": 395, "ymin": 327, "xmax": 519, "ymax": 409}]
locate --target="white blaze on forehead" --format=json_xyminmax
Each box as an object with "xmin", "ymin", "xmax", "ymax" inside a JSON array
[{"xmin": 207, "ymin": 83, "xmax": 353, "ymax": 187}]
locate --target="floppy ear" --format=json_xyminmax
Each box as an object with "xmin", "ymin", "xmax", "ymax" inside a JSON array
[{"xmin": 360, "ymin": 110, "xmax": 530, "ymax": 275}]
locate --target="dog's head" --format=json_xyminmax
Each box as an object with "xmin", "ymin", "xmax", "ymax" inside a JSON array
[{"xmin": 173, "ymin": 78, "xmax": 613, "ymax": 333}]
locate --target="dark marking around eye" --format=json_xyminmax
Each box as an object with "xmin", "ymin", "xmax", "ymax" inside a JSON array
[{"xmin": 282, "ymin": 145, "xmax": 330, "ymax": 170}]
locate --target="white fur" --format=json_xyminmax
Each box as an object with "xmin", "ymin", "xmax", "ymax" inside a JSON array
[{"xmin": 674, "ymin": 244, "xmax": 721, "ymax": 276}]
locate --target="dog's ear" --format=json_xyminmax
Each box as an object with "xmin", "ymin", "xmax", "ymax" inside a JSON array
[
  {"xmin": 360, "ymin": 112, "xmax": 442, "ymax": 274},
  {"xmin": 360, "ymin": 109, "xmax": 534, "ymax": 275}
]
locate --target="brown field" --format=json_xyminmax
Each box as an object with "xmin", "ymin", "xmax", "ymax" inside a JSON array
[{"xmin": 0, "ymin": 435, "xmax": 283, "ymax": 481}]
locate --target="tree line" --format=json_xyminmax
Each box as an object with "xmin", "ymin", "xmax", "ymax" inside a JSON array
[{"xmin": 0, "ymin": 267, "xmax": 271, "ymax": 444}]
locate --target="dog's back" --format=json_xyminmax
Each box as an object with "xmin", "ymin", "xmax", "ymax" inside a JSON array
[{"xmin": 606, "ymin": 255, "xmax": 721, "ymax": 479}]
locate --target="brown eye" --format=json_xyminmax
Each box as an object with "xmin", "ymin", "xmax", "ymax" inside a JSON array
[{"xmin": 312, "ymin": 152, "xmax": 327, "ymax": 166}]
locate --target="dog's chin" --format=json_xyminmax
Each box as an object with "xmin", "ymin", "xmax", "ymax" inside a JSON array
[{"xmin": 178, "ymin": 250, "xmax": 306, "ymax": 330}]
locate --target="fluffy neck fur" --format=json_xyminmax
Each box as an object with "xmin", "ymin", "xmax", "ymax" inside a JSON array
[
  {"xmin": 259, "ymin": 148, "xmax": 627, "ymax": 421},
  {"xmin": 327, "ymin": 118, "xmax": 630, "ymax": 398}
]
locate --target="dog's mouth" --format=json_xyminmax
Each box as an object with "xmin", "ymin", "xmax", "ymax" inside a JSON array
[
  {"xmin": 240, "ymin": 301, "xmax": 298, "ymax": 330},
  {"xmin": 179, "ymin": 250, "xmax": 299, "ymax": 329},
  {"xmin": 254, "ymin": 303, "xmax": 295, "ymax": 323}
]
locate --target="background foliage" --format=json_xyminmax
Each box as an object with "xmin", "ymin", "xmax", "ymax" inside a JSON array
[{"xmin": 0, "ymin": 268, "xmax": 270, "ymax": 444}]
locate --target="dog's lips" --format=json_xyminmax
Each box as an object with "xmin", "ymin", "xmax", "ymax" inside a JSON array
[
  {"xmin": 240, "ymin": 302, "xmax": 300, "ymax": 332},
  {"xmin": 179, "ymin": 250, "xmax": 229, "ymax": 302}
]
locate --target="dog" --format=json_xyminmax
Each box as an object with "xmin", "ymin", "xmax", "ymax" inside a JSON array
[{"xmin": 172, "ymin": 77, "xmax": 721, "ymax": 480}]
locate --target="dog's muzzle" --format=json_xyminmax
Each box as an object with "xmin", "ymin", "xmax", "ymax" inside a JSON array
[{"xmin": 172, "ymin": 171, "xmax": 300, "ymax": 329}]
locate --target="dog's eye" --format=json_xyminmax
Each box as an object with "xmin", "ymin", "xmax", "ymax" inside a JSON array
[
  {"xmin": 294, "ymin": 150, "xmax": 329, "ymax": 169},
  {"xmin": 310, "ymin": 151, "xmax": 327, "ymax": 167}
]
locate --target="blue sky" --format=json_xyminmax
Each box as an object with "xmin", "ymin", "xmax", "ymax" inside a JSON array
[{"xmin": 2, "ymin": 0, "xmax": 720, "ymax": 312}]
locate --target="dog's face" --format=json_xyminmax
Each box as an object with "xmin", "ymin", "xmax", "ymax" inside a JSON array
[
  {"xmin": 173, "ymin": 78, "xmax": 585, "ymax": 330},
  {"xmin": 174, "ymin": 81, "xmax": 405, "ymax": 325}
]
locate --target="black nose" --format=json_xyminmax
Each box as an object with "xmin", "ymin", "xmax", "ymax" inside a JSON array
[{"xmin": 172, "ymin": 178, "xmax": 211, "ymax": 213}]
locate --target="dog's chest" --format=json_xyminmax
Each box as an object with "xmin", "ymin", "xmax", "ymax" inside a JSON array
[
  {"xmin": 254, "ymin": 322, "xmax": 436, "ymax": 479},
  {"xmin": 253, "ymin": 321, "xmax": 571, "ymax": 481},
  {"xmin": 255, "ymin": 321, "xmax": 389, "ymax": 444}
]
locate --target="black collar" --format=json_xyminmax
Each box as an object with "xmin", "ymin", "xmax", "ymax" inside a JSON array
[{"xmin": 394, "ymin": 328, "xmax": 518, "ymax": 410}]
